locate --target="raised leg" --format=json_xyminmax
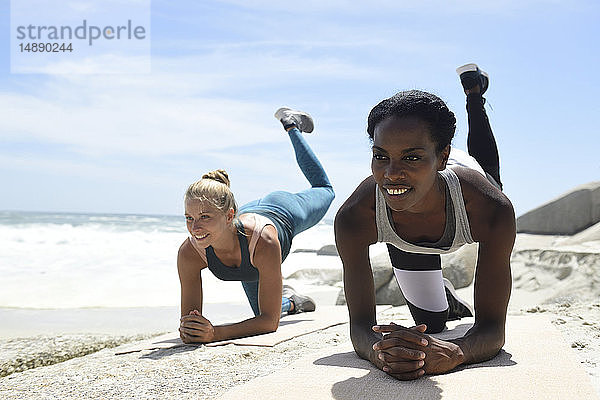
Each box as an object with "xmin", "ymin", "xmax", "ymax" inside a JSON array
[
  {"xmin": 457, "ymin": 63, "xmax": 503, "ymax": 190},
  {"xmin": 249, "ymin": 108, "xmax": 334, "ymax": 239},
  {"xmin": 466, "ymin": 94, "xmax": 503, "ymax": 190},
  {"xmin": 286, "ymin": 126, "xmax": 332, "ymax": 189}
]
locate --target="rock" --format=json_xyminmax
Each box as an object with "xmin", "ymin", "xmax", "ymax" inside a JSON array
[
  {"xmin": 517, "ymin": 181, "xmax": 600, "ymax": 235},
  {"xmin": 285, "ymin": 268, "xmax": 342, "ymax": 285},
  {"xmin": 441, "ymin": 243, "xmax": 478, "ymax": 289},
  {"xmin": 336, "ymin": 275, "xmax": 407, "ymax": 306},
  {"xmin": 316, "ymin": 244, "xmax": 339, "ymax": 256},
  {"xmin": 369, "ymin": 245, "xmax": 395, "ymax": 291},
  {"xmin": 292, "ymin": 248, "xmax": 317, "ymax": 253},
  {"xmin": 375, "ymin": 278, "xmax": 406, "ymax": 306},
  {"xmin": 511, "ymin": 248, "xmax": 600, "ymax": 304},
  {"xmin": 335, "ymin": 288, "xmax": 346, "ymax": 305},
  {"xmin": 0, "ymin": 334, "xmax": 154, "ymax": 378},
  {"xmin": 559, "ymin": 221, "xmax": 600, "ymax": 246},
  {"xmin": 336, "ymin": 244, "xmax": 395, "ymax": 305}
]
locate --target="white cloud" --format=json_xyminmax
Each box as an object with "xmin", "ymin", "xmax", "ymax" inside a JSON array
[
  {"xmin": 1, "ymin": 42, "xmax": 390, "ymax": 157},
  {"xmin": 0, "ymin": 152, "xmax": 173, "ymax": 185},
  {"xmin": 0, "ymin": 89, "xmax": 279, "ymax": 157}
]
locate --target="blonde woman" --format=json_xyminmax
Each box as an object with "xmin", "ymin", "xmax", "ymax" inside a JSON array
[{"xmin": 178, "ymin": 108, "xmax": 334, "ymax": 343}]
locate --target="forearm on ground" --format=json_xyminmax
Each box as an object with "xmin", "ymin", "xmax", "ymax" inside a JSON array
[
  {"xmin": 450, "ymin": 321, "xmax": 505, "ymax": 364},
  {"xmin": 350, "ymin": 322, "xmax": 383, "ymax": 366},
  {"xmin": 213, "ymin": 314, "xmax": 279, "ymax": 342}
]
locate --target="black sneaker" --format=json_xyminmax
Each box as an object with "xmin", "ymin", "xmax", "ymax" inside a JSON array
[
  {"xmin": 444, "ymin": 278, "xmax": 474, "ymax": 321},
  {"xmin": 274, "ymin": 107, "xmax": 314, "ymax": 133},
  {"xmin": 456, "ymin": 63, "xmax": 489, "ymax": 95},
  {"xmin": 283, "ymin": 285, "xmax": 316, "ymax": 314}
]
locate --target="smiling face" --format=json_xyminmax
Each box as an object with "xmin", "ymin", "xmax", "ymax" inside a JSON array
[
  {"xmin": 371, "ymin": 116, "xmax": 449, "ymax": 213},
  {"xmin": 184, "ymin": 198, "xmax": 234, "ymax": 248}
]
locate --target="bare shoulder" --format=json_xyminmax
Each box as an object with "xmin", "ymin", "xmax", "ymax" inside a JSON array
[
  {"xmin": 239, "ymin": 214, "xmax": 281, "ymax": 270},
  {"xmin": 335, "ymin": 176, "xmax": 378, "ymax": 246},
  {"xmin": 239, "ymin": 213, "xmax": 279, "ymax": 246},
  {"xmin": 452, "ymin": 167, "xmax": 515, "ymax": 242},
  {"xmin": 178, "ymin": 238, "xmax": 202, "ymax": 263},
  {"xmin": 177, "ymin": 238, "xmax": 206, "ymax": 272}
]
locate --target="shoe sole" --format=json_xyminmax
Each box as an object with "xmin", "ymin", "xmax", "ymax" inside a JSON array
[
  {"xmin": 456, "ymin": 63, "xmax": 489, "ymax": 94},
  {"xmin": 456, "ymin": 63, "xmax": 489, "ymax": 80},
  {"xmin": 274, "ymin": 107, "xmax": 314, "ymax": 133},
  {"xmin": 456, "ymin": 63, "xmax": 478, "ymax": 75},
  {"xmin": 274, "ymin": 107, "xmax": 292, "ymax": 121},
  {"xmin": 443, "ymin": 278, "xmax": 474, "ymax": 317}
]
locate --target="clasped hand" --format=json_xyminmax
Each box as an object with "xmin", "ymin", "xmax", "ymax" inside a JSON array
[
  {"xmin": 372, "ymin": 322, "xmax": 464, "ymax": 380},
  {"xmin": 179, "ymin": 310, "xmax": 215, "ymax": 343}
]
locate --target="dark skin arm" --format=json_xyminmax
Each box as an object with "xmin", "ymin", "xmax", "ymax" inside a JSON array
[
  {"xmin": 178, "ymin": 222, "xmax": 284, "ymax": 343},
  {"xmin": 447, "ymin": 167, "xmax": 515, "ymax": 363},
  {"xmin": 335, "ymin": 177, "xmax": 428, "ymax": 380},
  {"xmin": 372, "ymin": 168, "xmax": 515, "ymax": 375}
]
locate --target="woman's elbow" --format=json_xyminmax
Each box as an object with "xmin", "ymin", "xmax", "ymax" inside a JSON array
[{"xmin": 261, "ymin": 315, "xmax": 280, "ymax": 333}]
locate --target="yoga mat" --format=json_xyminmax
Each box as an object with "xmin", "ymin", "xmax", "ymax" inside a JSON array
[
  {"xmin": 218, "ymin": 314, "xmax": 599, "ymax": 400},
  {"xmin": 115, "ymin": 305, "xmax": 355, "ymax": 355}
]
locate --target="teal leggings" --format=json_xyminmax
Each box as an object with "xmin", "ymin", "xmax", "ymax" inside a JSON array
[{"xmin": 239, "ymin": 127, "xmax": 334, "ymax": 316}]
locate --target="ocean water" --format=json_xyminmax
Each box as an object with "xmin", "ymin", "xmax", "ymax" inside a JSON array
[{"xmin": 0, "ymin": 211, "xmax": 335, "ymax": 311}]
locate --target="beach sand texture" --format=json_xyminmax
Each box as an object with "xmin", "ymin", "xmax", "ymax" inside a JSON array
[{"xmin": 220, "ymin": 314, "xmax": 599, "ymax": 400}]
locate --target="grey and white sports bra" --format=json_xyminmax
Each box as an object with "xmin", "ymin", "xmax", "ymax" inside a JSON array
[{"xmin": 375, "ymin": 168, "xmax": 474, "ymax": 254}]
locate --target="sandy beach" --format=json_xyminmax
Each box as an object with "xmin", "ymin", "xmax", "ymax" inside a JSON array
[{"xmin": 1, "ymin": 224, "xmax": 599, "ymax": 399}]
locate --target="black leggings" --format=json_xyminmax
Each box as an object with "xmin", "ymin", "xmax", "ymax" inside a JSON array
[
  {"xmin": 466, "ymin": 93, "xmax": 502, "ymax": 190},
  {"xmin": 387, "ymin": 245, "xmax": 450, "ymax": 333},
  {"xmin": 387, "ymin": 93, "xmax": 502, "ymax": 333}
]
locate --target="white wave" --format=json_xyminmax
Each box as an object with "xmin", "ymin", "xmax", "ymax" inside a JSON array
[{"xmin": 0, "ymin": 214, "xmax": 335, "ymax": 309}]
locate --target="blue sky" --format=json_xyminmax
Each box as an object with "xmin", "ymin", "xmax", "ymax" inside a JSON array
[{"xmin": 1, "ymin": 0, "xmax": 599, "ymax": 218}]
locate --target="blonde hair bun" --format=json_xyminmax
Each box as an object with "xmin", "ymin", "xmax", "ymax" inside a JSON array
[
  {"xmin": 201, "ymin": 169, "xmax": 231, "ymax": 187},
  {"xmin": 185, "ymin": 169, "xmax": 237, "ymax": 215}
]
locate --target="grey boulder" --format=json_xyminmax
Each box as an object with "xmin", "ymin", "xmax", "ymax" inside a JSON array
[{"xmin": 517, "ymin": 181, "xmax": 600, "ymax": 235}]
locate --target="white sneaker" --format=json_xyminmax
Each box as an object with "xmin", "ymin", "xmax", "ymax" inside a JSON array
[
  {"xmin": 274, "ymin": 107, "xmax": 314, "ymax": 133},
  {"xmin": 283, "ymin": 285, "xmax": 316, "ymax": 314}
]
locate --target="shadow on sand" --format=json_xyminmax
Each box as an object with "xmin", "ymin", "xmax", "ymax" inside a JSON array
[{"xmin": 312, "ymin": 323, "xmax": 516, "ymax": 400}]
